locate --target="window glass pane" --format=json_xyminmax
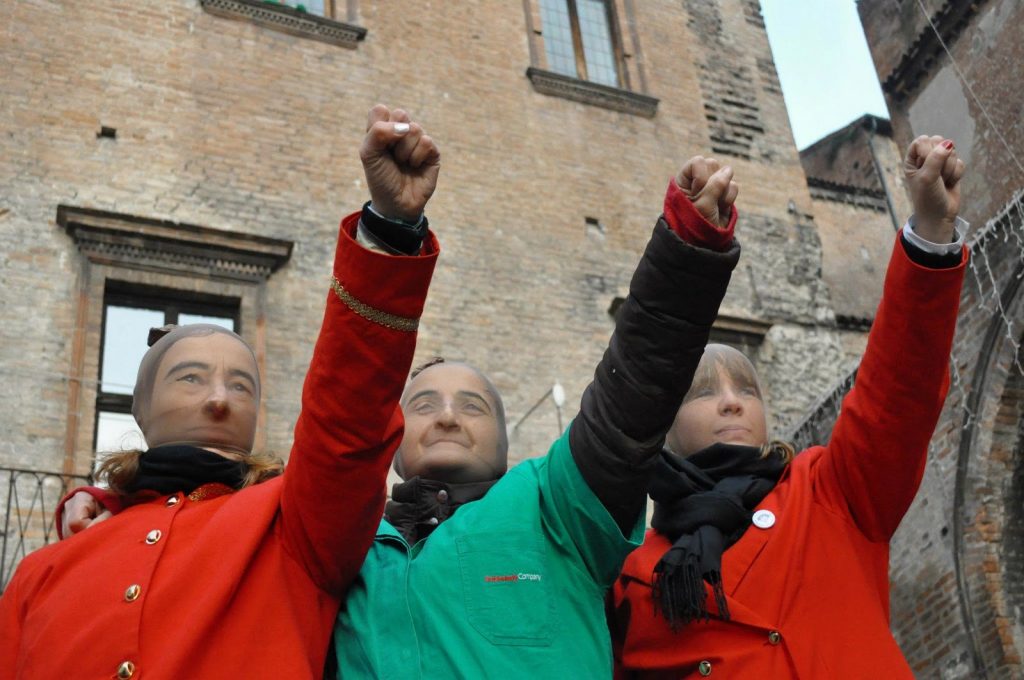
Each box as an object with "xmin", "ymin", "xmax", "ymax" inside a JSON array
[
  {"xmin": 577, "ymin": 0, "xmax": 619, "ymax": 87},
  {"xmin": 95, "ymin": 411, "xmax": 146, "ymax": 453},
  {"xmin": 178, "ymin": 313, "xmax": 235, "ymax": 331},
  {"xmin": 101, "ymin": 306, "xmax": 165, "ymax": 395},
  {"xmin": 540, "ymin": 0, "xmax": 578, "ymax": 78},
  {"xmin": 282, "ymin": 0, "xmax": 325, "ymax": 15}
]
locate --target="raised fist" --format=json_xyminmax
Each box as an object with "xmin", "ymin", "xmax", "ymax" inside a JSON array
[
  {"xmin": 359, "ymin": 105, "xmax": 441, "ymax": 223},
  {"xmin": 904, "ymin": 135, "xmax": 965, "ymax": 243},
  {"xmin": 675, "ymin": 156, "xmax": 738, "ymax": 229}
]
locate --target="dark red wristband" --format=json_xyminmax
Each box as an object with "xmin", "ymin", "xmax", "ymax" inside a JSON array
[{"xmin": 662, "ymin": 179, "xmax": 737, "ymax": 251}]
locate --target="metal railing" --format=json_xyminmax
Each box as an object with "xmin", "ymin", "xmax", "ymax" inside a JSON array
[
  {"xmin": 785, "ymin": 364, "xmax": 859, "ymax": 452},
  {"xmin": 1, "ymin": 467, "xmax": 92, "ymax": 592}
]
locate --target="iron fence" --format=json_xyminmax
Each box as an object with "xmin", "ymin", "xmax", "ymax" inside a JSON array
[{"xmin": 1, "ymin": 467, "xmax": 92, "ymax": 592}]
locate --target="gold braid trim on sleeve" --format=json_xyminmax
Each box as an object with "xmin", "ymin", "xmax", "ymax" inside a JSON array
[{"xmin": 330, "ymin": 276, "xmax": 420, "ymax": 332}]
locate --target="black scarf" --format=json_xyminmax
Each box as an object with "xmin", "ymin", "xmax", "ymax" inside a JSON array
[
  {"xmin": 125, "ymin": 444, "xmax": 247, "ymax": 495},
  {"xmin": 649, "ymin": 443, "xmax": 787, "ymax": 629},
  {"xmin": 385, "ymin": 476, "xmax": 497, "ymax": 544}
]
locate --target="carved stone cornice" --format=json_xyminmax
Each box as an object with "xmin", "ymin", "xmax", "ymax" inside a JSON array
[
  {"xmin": 200, "ymin": 0, "xmax": 367, "ymax": 49},
  {"xmin": 881, "ymin": 0, "xmax": 987, "ymax": 104},
  {"xmin": 806, "ymin": 177, "xmax": 889, "ymax": 212},
  {"xmin": 58, "ymin": 206, "xmax": 293, "ymax": 283},
  {"xmin": 526, "ymin": 67, "xmax": 659, "ymax": 118}
]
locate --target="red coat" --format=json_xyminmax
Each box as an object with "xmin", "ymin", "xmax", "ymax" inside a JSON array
[
  {"xmin": 0, "ymin": 213, "xmax": 438, "ymax": 680},
  {"xmin": 613, "ymin": 236, "xmax": 966, "ymax": 679}
]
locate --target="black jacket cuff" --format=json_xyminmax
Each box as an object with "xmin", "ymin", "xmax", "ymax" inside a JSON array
[
  {"xmin": 361, "ymin": 201, "xmax": 429, "ymax": 255},
  {"xmin": 900, "ymin": 232, "xmax": 962, "ymax": 269}
]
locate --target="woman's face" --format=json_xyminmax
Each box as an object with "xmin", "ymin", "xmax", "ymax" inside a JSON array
[
  {"xmin": 666, "ymin": 350, "xmax": 768, "ymax": 457},
  {"xmin": 397, "ymin": 363, "xmax": 505, "ymax": 483},
  {"xmin": 141, "ymin": 333, "xmax": 259, "ymax": 456}
]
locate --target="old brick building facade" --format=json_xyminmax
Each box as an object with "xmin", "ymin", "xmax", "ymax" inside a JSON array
[
  {"xmin": 1, "ymin": 0, "xmax": 853, "ymax": 582},
  {"xmin": 799, "ymin": 113, "xmax": 914, "ymax": 366},
  {"xmin": 854, "ymin": 1, "xmax": 1023, "ymax": 677},
  {"xmin": 1, "ymin": 0, "xmax": 848, "ymax": 471},
  {"xmin": 1, "ymin": 0, "xmax": 868, "ymax": 589}
]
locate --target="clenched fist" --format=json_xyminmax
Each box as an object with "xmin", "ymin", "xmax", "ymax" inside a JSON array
[
  {"xmin": 675, "ymin": 156, "xmax": 738, "ymax": 229},
  {"xmin": 904, "ymin": 135, "xmax": 965, "ymax": 243},
  {"xmin": 360, "ymin": 105, "xmax": 441, "ymax": 223}
]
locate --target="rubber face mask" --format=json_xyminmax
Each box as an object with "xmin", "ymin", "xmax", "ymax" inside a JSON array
[
  {"xmin": 132, "ymin": 324, "xmax": 260, "ymax": 456},
  {"xmin": 666, "ymin": 344, "xmax": 768, "ymax": 458},
  {"xmin": 395, "ymin": 363, "xmax": 508, "ymax": 484}
]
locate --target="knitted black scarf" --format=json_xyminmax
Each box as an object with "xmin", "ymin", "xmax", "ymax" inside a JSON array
[
  {"xmin": 125, "ymin": 444, "xmax": 247, "ymax": 495},
  {"xmin": 649, "ymin": 443, "xmax": 788, "ymax": 630},
  {"xmin": 385, "ymin": 476, "xmax": 498, "ymax": 544}
]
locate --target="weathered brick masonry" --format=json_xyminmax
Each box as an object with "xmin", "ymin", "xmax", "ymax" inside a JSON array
[
  {"xmin": 855, "ymin": 1, "xmax": 1024, "ymax": 677},
  {"xmin": 0, "ymin": 0, "xmax": 853, "ymax": 476}
]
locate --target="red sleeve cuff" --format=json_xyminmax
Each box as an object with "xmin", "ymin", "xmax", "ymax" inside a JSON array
[
  {"xmin": 662, "ymin": 179, "xmax": 737, "ymax": 251},
  {"xmin": 336, "ymin": 211, "xmax": 439, "ymax": 322}
]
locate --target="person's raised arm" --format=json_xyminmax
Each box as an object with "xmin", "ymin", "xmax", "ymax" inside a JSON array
[
  {"xmin": 278, "ymin": 105, "xmax": 440, "ymax": 596},
  {"xmin": 816, "ymin": 135, "xmax": 967, "ymax": 541},
  {"xmin": 567, "ymin": 157, "xmax": 741, "ymax": 537}
]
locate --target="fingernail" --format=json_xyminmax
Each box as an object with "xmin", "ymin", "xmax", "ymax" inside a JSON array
[
  {"xmin": 942, "ymin": 140, "xmax": 954, "ymax": 150},
  {"xmin": 394, "ymin": 123, "xmax": 410, "ymax": 134}
]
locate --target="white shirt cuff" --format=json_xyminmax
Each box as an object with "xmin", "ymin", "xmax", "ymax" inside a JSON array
[{"xmin": 903, "ymin": 215, "xmax": 968, "ymax": 256}]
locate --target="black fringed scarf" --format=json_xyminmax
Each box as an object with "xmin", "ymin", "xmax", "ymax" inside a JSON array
[
  {"xmin": 125, "ymin": 444, "xmax": 247, "ymax": 495},
  {"xmin": 648, "ymin": 443, "xmax": 788, "ymax": 630},
  {"xmin": 385, "ymin": 476, "xmax": 497, "ymax": 544}
]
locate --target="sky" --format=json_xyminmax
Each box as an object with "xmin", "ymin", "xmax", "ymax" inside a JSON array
[{"xmin": 760, "ymin": 0, "xmax": 890, "ymax": 150}]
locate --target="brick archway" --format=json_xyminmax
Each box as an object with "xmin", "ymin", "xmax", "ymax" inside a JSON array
[{"xmin": 953, "ymin": 257, "xmax": 1024, "ymax": 677}]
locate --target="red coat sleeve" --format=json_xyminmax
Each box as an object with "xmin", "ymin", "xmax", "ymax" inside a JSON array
[
  {"xmin": 813, "ymin": 235, "xmax": 967, "ymax": 542},
  {"xmin": 279, "ymin": 211, "xmax": 438, "ymax": 596}
]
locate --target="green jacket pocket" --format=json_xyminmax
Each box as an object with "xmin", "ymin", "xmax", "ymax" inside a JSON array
[{"xmin": 456, "ymin": 532, "xmax": 554, "ymax": 647}]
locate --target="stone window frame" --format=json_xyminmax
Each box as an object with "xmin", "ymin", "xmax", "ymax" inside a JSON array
[
  {"xmin": 199, "ymin": 0, "xmax": 367, "ymax": 49},
  {"xmin": 522, "ymin": 0, "xmax": 659, "ymax": 118},
  {"xmin": 94, "ymin": 282, "xmax": 242, "ymax": 455},
  {"xmin": 57, "ymin": 205, "xmax": 293, "ymax": 476}
]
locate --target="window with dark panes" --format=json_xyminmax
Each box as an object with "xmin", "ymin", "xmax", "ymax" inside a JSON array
[
  {"xmin": 95, "ymin": 282, "xmax": 239, "ymax": 454},
  {"xmin": 539, "ymin": 0, "xmax": 622, "ymax": 87}
]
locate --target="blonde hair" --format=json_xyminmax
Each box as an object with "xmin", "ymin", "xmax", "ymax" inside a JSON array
[
  {"xmin": 761, "ymin": 439, "xmax": 796, "ymax": 465},
  {"xmin": 96, "ymin": 449, "xmax": 284, "ymax": 496}
]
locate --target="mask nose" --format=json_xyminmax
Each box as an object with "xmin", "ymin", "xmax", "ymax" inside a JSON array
[
  {"xmin": 203, "ymin": 381, "xmax": 230, "ymax": 420},
  {"xmin": 435, "ymin": 401, "xmax": 459, "ymax": 429},
  {"xmin": 718, "ymin": 384, "xmax": 744, "ymax": 415}
]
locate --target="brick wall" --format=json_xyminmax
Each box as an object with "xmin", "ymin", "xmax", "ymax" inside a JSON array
[
  {"xmin": 0, "ymin": 0, "xmax": 859, "ymax": 507},
  {"xmin": 858, "ymin": 0, "xmax": 1024, "ymax": 676}
]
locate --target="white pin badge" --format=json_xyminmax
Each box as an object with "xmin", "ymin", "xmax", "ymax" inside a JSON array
[{"xmin": 752, "ymin": 509, "xmax": 776, "ymax": 529}]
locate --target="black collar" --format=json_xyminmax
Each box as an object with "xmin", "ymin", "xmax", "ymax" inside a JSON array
[{"xmin": 385, "ymin": 476, "xmax": 497, "ymax": 544}]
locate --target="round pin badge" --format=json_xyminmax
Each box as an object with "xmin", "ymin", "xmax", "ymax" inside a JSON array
[{"xmin": 752, "ymin": 509, "xmax": 776, "ymax": 529}]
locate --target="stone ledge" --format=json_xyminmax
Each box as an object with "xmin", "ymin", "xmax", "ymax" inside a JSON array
[
  {"xmin": 806, "ymin": 177, "xmax": 889, "ymax": 212},
  {"xmin": 526, "ymin": 67, "xmax": 658, "ymax": 118},
  {"xmin": 58, "ymin": 206, "xmax": 294, "ymax": 283},
  {"xmin": 200, "ymin": 0, "xmax": 367, "ymax": 49}
]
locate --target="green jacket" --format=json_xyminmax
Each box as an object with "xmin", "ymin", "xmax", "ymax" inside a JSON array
[{"xmin": 333, "ymin": 430, "xmax": 644, "ymax": 678}]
